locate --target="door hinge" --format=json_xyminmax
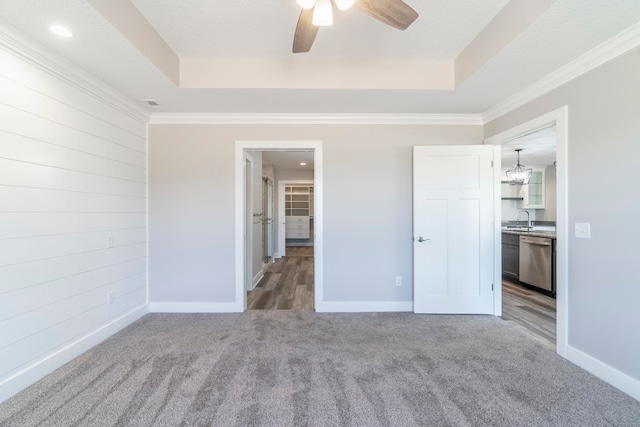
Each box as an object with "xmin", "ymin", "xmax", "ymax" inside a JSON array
[
  {"xmin": 491, "ymin": 160, "xmax": 494, "ymax": 168},
  {"xmin": 491, "ymin": 283, "xmax": 494, "ymax": 291}
]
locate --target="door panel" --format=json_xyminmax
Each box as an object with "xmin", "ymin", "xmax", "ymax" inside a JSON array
[{"xmin": 413, "ymin": 145, "xmax": 494, "ymax": 314}]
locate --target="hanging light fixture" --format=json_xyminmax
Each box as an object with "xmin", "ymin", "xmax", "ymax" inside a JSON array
[
  {"xmin": 313, "ymin": 0, "xmax": 333, "ymax": 26},
  {"xmin": 296, "ymin": 0, "xmax": 316, "ymax": 9},
  {"xmin": 506, "ymin": 149, "xmax": 532, "ymax": 185},
  {"xmin": 333, "ymin": 0, "xmax": 356, "ymax": 10}
]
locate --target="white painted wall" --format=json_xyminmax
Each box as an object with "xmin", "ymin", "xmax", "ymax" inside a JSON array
[
  {"xmin": 0, "ymin": 41, "xmax": 148, "ymax": 402},
  {"xmin": 276, "ymin": 169, "xmax": 314, "ymax": 181},
  {"xmin": 485, "ymin": 47, "xmax": 640, "ymax": 396},
  {"xmin": 148, "ymin": 125, "xmax": 482, "ymax": 309}
]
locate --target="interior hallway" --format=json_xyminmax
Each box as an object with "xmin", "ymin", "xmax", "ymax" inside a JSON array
[{"xmin": 247, "ymin": 246, "xmax": 314, "ymax": 310}]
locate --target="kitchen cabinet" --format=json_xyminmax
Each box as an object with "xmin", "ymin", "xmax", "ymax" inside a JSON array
[
  {"xmin": 502, "ymin": 233, "xmax": 519, "ymax": 281},
  {"xmin": 523, "ymin": 168, "xmax": 545, "ymax": 209}
]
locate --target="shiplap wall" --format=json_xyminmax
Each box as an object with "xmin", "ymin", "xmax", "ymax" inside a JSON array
[{"xmin": 0, "ymin": 39, "xmax": 147, "ymax": 401}]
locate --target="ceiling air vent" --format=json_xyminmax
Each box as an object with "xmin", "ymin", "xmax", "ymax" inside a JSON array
[{"xmin": 141, "ymin": 99, "xmax": 160, "ymax": 107}]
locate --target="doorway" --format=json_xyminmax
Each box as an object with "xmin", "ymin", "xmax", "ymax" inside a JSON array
[
  {"xmin": 485, "ymin": 106, "xmax": 568, "ymax": 358},
  {"xmin": 234, "ymin": 141, "xmax": 324, "ymax": 312},
  {"xmin": 499, "ymin": 125, "xmax": 557, "ymax": 346}
]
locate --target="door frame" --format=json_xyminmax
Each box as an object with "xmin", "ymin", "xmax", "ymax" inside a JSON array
[
  {"xmin": 244, "ymin": 152, "xmax": 254, "ymax": 292},
  {"xmin": 235, "ymin": 140, "xmax": 324, "ymax": 312},
  {"xmin": 277, "ymin": 179, "xmax": 314, "ymax": 258},
  {"xmin": 484, "ymin": 106, "xmax": 568, "ymax": 358}
]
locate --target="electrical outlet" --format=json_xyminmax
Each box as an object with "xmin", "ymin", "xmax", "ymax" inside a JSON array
[
  {"xmin": 107, "ymin": 234, "xmax": 114, "ymax": 248},
  {"xmin": 108, "ymin": 291, "xmax": 115, "ymax": 305},
  {"xmin": 395, "ymin": 276, "xmax": 402, "ymax": 287}
]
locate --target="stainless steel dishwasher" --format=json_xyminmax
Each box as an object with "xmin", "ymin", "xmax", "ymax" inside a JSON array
[{"xmin": 519, "ymin": 235, "xmax": 553, "ymax": 292}]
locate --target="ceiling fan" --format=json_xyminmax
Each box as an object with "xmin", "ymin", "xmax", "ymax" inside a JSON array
[{"xmin": 293, "ymin": 0, "xmax": 419, "ymax": 53}]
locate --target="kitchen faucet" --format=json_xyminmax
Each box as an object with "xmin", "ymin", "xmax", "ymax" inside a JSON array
[{"xmin": 517, "ymin": 209, "xmax": 531, "ymax": 230}]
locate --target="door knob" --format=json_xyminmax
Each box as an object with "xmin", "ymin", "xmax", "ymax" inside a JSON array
[{"xmin": 417, "ymin": 237, "xmax": 430, "ymax": 242}]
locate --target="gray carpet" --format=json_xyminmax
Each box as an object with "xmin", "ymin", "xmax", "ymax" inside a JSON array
[{"xmin": 1, "ymin": 312, "xmax": 639, "ymax": 426}]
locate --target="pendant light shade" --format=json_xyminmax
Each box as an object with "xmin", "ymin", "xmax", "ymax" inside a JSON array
[
  {"xmin": 506, "ymin": 149, "xmax": 532, "ymax": 185},
  {"xmin": 334, "ymin": 0, "xmax": 356, "ymax": 10},
  {"xmin": 296, "ymin": 0, "xmax": 317, "ymax": 9},
  {"xmin": 312, "ymin": 0, "xmax": 333, "ymax": 26}
]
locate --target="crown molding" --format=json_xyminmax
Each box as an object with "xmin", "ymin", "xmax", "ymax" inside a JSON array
[
  {"xmin": 483, "ymin": 21, "xmax": 640, "ymax": 123},
  {"xmin": 149, "ymin": 113, "xmax": 484, "ymax": 126},
  {"xmin": 0, "ymin": 21, "xmax": 150, "ymax": 124}
]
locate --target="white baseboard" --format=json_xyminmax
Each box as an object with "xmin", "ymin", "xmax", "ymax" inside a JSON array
[
  {"xmin": 251, "ymin": 259, "xmax": 275, "ymax": 289},
  {"xmin": 149, "ymin": 302, "xmax": 243, "ymax": 313},
  {"xmin": 316, "ymin": 301, "xmax": 413, "ymax": 313},
  {"xmin": 251, "ymin": 274, "xmax": 264, "ymax": 289},
  {"xmin": 566, "ymin": 345, "xmax": 640, "ymax": 401},
  {"xmin": 0, "ymin": 304, "xmax": 148, "ymax": 404}
]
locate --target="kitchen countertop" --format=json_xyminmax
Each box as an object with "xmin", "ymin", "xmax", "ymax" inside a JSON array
[{"xmin": 501, "ymin": 228, "xmax": 557, "ymax": 239}]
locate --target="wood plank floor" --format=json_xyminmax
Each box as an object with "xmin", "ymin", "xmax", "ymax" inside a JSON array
[
  {"xmin": 247, "ymin": 246, "xmax": 314, "ymax": 310},
  {"xmin": 502, "ymin": 280, "xmax": 556, "ymax": 347}
]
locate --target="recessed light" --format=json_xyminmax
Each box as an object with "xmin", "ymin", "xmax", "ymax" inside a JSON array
[
  {"xmin": 300, "ymin": 162, "xmax": 307, "ymax": 166},
  {"xmin": 50, "ymin": 25, "xmax": 73, "ymax": 38}
]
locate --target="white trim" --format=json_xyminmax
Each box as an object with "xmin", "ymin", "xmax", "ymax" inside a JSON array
[
  {"xmin": 0, "ymin": 304, "xmax": 147, "ymax": 404},
  {"xmin": 244, "ymin": 152, "xmax": 254, "ymax": 292},
  {"xmin": 484, "ymin": 106, "xmax": 569, "ymax": 359},
  {"xmin": 149, "ymin": 302, "xmax": 242, "ymax": 313},
  {"xmin": 492, "ymin": 145, "xmax": 503, "ymax": 316},
  {"xmin": 0, "ymin": 21, "xmax": 150, "ymax": 124},
  {"xmin": 277, "ymin": 179, "xmax": 314, "ymax": 258},
  {"xmin": 483, "ymin": 22, "xmax": 640, "ymax": 123},
  {"xmin": 566, "ymin": 345, "xmax": 640, "ymax": 402},
  {"xmin": 235, "ymin": 141, "xmax": 324, "ymax": 312},
  {"xmin": 145, "ymin": 123, "xmax": 150, "ymax": 308},
  {"xmin": 252, "ymin": 258, "xmax": 275, "ymax": 288},
  {"xmin": 317, "ymin": 301, "xmax": 413, "ymax": 313},
  {"xmin": 252, "ymin": 274, "xmax": 264, "ymax": 289},
  {"xmin": 150, "ymin": 113, "xmax": 484, "ymax": 126}
]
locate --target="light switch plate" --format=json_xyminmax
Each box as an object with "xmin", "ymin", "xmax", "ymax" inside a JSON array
[{"xmin": 575, "ymin": 223, "xmax": 591, "ymax": 239}]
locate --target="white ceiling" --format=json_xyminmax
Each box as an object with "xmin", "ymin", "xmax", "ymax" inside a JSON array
[
  {"xmin": 129, "ymin": 0, "xmax": 510, "ymax": 60},
  {"xmin": 501, "ymin": 125, "xmax": 556, "ymax": 168},
  {"xmin": 260, "ymin": 151, "xmax": 315, "ymax": 171},
  {"xmin": 0, "ymin": 0, "xmax": 639, "ymax": 114}
]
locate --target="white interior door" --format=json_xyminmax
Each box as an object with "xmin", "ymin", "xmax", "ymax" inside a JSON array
[{"xmin": 413, "ymin": 145, "xmax": 495, "ymax": 314}]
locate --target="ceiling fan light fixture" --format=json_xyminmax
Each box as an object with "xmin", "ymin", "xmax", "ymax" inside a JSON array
[
  {"xmin": 333, "ymin": 0, "xmax": 356, "ymax": 11},
  {"xmin": 505, "ymin": 149, "xmax": 532, "ymax": 185},
  {"xmin": 296, "ymin": 0, "xmax": 317, "ymax": 10},
  {"xmin": 312, "ymin": 0, "xmax": 333, "ymax": 26}
]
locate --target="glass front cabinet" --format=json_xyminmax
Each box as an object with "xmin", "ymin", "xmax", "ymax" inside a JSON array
[{"xmin": 523, "ymin": 168, "xmax": 545, "ymax": 209}]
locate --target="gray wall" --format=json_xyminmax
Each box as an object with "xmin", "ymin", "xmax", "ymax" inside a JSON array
[
  {"xmin": 485, "ymin": 48, "xmax": 640, "ymax": 381},
  {"xmin": 539, "ymin": 164, "xmax": 557, "ymax": 222},
  {"xmin": 148, "ymin": 125, "xmax": 482, "ymax": 305}
]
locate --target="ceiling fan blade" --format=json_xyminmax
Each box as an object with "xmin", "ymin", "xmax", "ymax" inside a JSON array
[
  {"xmin": 293, "ymin": 8, "xmax": 319, "ymax": 53},
  {"xmin": 355, "ymin": 0, "xmax": 418, "ymax": 31}
]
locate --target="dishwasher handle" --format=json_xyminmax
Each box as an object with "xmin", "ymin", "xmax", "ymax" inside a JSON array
[{"xmin": 520, "ymin": 236, "xmax": 552, "ymax": 246}]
